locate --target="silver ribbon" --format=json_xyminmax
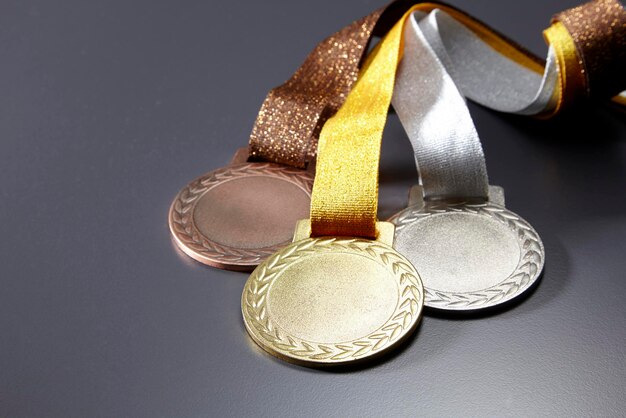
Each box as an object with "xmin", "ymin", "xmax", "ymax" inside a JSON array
[
  {"xmin": 393, "ymin": 11, "xmax": 489, "ymax": 202},
  {"xmin": 419, "ymin": 10, "xmax": 559, "ymax": 115},
  {"xmin": 391, "ymin": 10, "xmax": 566, "ymax": 202}
]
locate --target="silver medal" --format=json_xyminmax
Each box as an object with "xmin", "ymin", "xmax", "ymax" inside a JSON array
[
  {"xmin": 389, "ymin": 12, "xmax": 545, "ymax": 310},
  {"xmin": 391, "ymin": 191, "xmax": 544, "ymax": 310}
]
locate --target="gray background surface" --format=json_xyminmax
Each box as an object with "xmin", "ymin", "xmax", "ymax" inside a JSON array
[{"xmin": 1, "ymin": 0, "xmax": 625, "ymax": 417}]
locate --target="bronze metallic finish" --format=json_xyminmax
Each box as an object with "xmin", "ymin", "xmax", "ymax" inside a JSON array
[
  {"xmin": 241, "ymin": 221, "xmax": 424, "ymax": 366},
  {"xmin": 248, "ymin": 10, "xmax": 383, "ymax": 168},
  {"xmin": 169, "ymin": 163, "xmax": 313, "ymax": 271},
  {"xmin": 554, "ymin": 0, "xmax": 626, "ymax": 98}
]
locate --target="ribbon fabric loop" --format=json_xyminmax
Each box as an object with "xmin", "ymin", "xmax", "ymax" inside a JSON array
[{"xmin": 250, "ymin": 0, "xmax": 625, "ymax": 170}]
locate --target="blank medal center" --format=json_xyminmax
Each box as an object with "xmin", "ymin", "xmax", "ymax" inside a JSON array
[
  {"xmin": 396, "ymin": 212, "xmax": 520, "ymax": 293},
  {"xmin": 193, "ymin": 176, "xmax": 309, "ymax": 249},
  {"xmin": 267, "ymin": 253, "xmax": 398, "ymax": 344}
]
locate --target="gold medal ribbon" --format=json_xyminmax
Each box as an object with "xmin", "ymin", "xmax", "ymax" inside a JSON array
[{"xmin": 310, "ymin": 7, "xmax": 417, "ymax": 238}]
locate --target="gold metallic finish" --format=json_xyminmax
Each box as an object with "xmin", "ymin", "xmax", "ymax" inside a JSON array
[
  {"xmin": 169, "ymin": 163, "xmax": 313, "ymax": 271},
  {"xmin": 292, "ymin": 219, "xmax": 395, "ymax": 245},
  {"xmin": 241, "ymin": 221, "xmax": 424, "ymax": 367}
]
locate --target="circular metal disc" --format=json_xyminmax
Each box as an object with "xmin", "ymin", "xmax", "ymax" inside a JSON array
[
  {"xmin": 242, "ymin": 237, "xmax": 424, "ymax": 366},
  {"xmin": 169, "ymin": 163, "xmax": 313, "ymax": 271},
  {"xmin": 390, "ymin": 202, "xmax": 544, "ymax": 310}
]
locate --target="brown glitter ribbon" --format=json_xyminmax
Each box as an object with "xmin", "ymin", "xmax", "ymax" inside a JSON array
[
  {"xmin": 247, "ymin": 1, "xmax": 442, "ymax": 168},
  {"xmin": 247, "ymin": 11, "xmax": 383, "ymax": 168},
  {"xmin": 554, "ymin": 0, "xmax": 626, "ymax": 99}
]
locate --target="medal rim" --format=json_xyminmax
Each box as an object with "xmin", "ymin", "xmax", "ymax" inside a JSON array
[
  {"xmin": 168, "ymin": 162, "xmax": 313, "ymax": 271},
  {"xmin": 241, "ymin": 237, "xmax": 424, "ymax": 367},
  {"xmin": 389, "ymin": 201, "xmax": 545, "ymax": 311}
]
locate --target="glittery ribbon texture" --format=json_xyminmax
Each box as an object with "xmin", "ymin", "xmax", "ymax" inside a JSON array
[
  {"xmin": 247, "ymin": 11, "xmax": 383, "ymax": 168},
  {"xmin": 553, "ymin": 0, "xmax": 626, "ymax": 98}
]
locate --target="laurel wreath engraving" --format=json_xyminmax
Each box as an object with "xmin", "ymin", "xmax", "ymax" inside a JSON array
[
  {"xmin": 242, "ymin": 238, "xmax": 424, "ymax": 363},
  {"xmin": 169, "ymin": 163, "xmax": 313, "ymax": 267},
  {"xmin": 390, "ymin": 202, "xmax": 544, "ymax": 309}
]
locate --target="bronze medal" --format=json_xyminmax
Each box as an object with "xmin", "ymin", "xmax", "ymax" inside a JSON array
[
  {"xmin": 169, "ymin": 150, "xmax": 313, "ymax": 271},
  {"xmin": 169, "ymin": 8, "xmax": 385, "ymax": 270}
]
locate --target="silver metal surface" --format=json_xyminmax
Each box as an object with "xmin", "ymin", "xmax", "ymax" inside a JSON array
[
  {"xmin": 392, "ymin": 12, "xmax": 489, "ymax": 202},
  {"xmin": 390, "ymin": 202, "xmax": 544, "ymax": 310},
  {"xmin": 391, "ymin": 11, "xmax": 546, "ymax": 311}
]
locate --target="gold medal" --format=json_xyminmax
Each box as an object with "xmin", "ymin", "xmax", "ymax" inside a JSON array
[
  {"xmin": 242, "ymin": 221, "xmax": 423, "ymax": 366},
  {"xmin": 242, "ymin": 8, "xmax": 427, "ymax": 366}
]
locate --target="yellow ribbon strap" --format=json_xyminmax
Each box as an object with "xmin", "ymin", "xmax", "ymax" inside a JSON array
[
  {"xmin": 309, "ymin": 7, "xmax": 417, "ymax": 239},
  {"xmin": 543, "ymin": 21, "xmax": 588, "ymax": 115}
]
